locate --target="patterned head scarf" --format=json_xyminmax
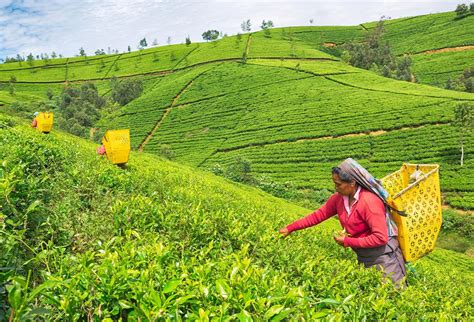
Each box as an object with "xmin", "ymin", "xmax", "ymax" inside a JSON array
[{"xmin": 337, "ymin": 158, "xmax": 400, "ymax": 237}]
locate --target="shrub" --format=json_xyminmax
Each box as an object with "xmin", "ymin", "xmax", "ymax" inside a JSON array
[{"xmin": 110, "ymin": 77, "xmax": 143, "ymax": 106}]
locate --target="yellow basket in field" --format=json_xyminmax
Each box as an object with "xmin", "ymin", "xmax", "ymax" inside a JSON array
[
  {"xmin": 102, "ymin": 129, "xmax": 130, "ymax": 165},
  {"xmin": 382, "ymin": 164, "xmax": 442, "ymax": 262},
  {"xmin": 36, "ymin": 112, "xmax": 54, "ymax": 133}
]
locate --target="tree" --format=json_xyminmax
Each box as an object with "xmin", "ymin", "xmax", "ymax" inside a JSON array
[
  {"xmin": 46, "ymin": 88, "xmax": 54, "ymax": 100},
  {"xmin": 16, "ymin": 54, "xmax": 23, "ymax": 66},
  {"xmin": 471, "ymin": 3, "xmax": 474, "ymax": 12},
  {"xmin": 152, "ymin": 38, "xmax": 158, "ymax": 46},
  {"xmin": 51, "ymin": 51, "xmax": 57, "ymax": 58},
  {"xmin": 95, "ymin": 49, "xmax": 106, "ymax": 55},
  {"xmin": 139, "ymin": 38, "xmax": 148, "ymax": 49},
  {"xmin": 455, "ymin": 3, "xmax": 469, "ymax": 16},
  {"xmin": 79, "ymin": 47, "xmax": 86, "ymax": 57},
  {"xmin": 27, "ymin": 53, "xmax": 34, "ymax": 67},
  {"xmin": 127, "ymin": 45, "xmax": 131, "ymax": 52},
  {"xmin": 110, "ymin": 77, "xmax": 144, "ymax": 106},
  {"xmin": 309, "ymin": 19, "xmax": 314, "ymax": 24},
  {"xmin": 454, "ymin": 103, "xmax": 474, "ymax": 166},
  {"xmin": 185, "ymin": 36, "xmax": 191, "ymax": 46},
  {"xmin": 202, "ymin": 30, "xmax": 220, "ymax": 42},
  {"xmin": 241, "ymin": 19, "xmax": 251, "ymax": 32},
  {"xmin": 167, "ymin": 36, "xmax": 172, "ymax": 45},
  {"xmin": 260, "ymin": 20, "xmax": 274, "ymax": 30}
]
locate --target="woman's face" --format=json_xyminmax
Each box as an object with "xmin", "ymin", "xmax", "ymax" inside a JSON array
[{"xmin": 332, "ymin": 173, "xmax": 356, "ymax": 196}]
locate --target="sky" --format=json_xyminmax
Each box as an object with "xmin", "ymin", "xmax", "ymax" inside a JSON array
[{"xmin": 0, "ymin": 0, "xmax": 465, "ymax": 60}]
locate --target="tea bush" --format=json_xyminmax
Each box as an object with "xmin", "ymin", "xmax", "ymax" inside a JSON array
[{"xmin": 0, "ymin": 116, "xmax": 472, "ymax": 320}]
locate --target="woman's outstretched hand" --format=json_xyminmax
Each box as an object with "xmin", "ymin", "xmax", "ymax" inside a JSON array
[{"xmin": 279, "ymin": 227, "xmax": 291, "ymax": 239}]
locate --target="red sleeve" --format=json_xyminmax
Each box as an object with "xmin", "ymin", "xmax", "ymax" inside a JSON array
[
  {"xmin": 343, "ymin": 194, "xmax": 388, "ymax": 248},
  {"xmin": 286, "ymin": 193, "xmax": 339, "ymax": 233}
]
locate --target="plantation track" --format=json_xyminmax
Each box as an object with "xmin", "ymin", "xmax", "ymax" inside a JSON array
[
  {"xmin": 209, "ymin": 121, "xmax": 451, "ymax": 155},
  {"xmin": 410, "ymin": 45, "xmax": 474, "ymax": 55},
  {"xmin": 102, "ymin": 54, "xmax": 123, "ymax": 79},
  {"xmin": 138, "ymin": 70, "xmax": 209, "ymax": 151},
  {"xmin": 0, "ymin": 57, "xmax": 338, "ymax": 84},
  {"xmin": 323, "ymin": 75, "xmax": 474, "ymax": 101}
]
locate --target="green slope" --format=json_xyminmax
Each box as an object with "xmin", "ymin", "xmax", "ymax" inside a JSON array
[
  {"xmin": 1, "ymin": 115, "xmax": 472, "ymax": 320},
  {"xmin": 103, "ymin": 58, "xmax": 474, "ymax": 209}
]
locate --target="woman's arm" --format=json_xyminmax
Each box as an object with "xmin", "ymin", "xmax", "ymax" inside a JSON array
[{"xmin": 285, "ymin": 193, "xmax": 339, "ymax": 233}]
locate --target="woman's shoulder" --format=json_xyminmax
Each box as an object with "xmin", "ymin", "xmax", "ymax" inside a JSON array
[{"xmin": 359, "ymin": 188, "xmax": 385, "ymax": 208}]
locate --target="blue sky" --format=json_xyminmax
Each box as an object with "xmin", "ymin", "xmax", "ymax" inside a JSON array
[{"xmin": 0, "ymin": 0, "xmax": 465, "ymax": 61}]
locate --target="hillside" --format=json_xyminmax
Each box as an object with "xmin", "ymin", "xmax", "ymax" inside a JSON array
[
  {"xmin": 0, "ymin": 10, "xmax": 473, "ymax": 211},
  {"xmin": 0, "ymin": 115, "xmax": 472, "ymax": 320}
]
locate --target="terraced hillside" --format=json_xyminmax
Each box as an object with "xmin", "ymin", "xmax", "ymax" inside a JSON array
[
  {"xmin": 294, "ymin": 11, "xmax": 474, "ymax": 87},
  {"xmin": 0, "ymin": 11, "xmax": 473, "ymax": 211},
  {"xmin": 0, "ymin": 115, "xmax": 472, "ymax": 319},
  {"xmin": 104, "ymin": 58, "xmax": 474, "ymax": 209}
]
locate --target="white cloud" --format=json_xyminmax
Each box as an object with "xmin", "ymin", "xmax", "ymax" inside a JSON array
[{"xmin": 0, "ymin": 0, "xmax": 463, "ymax": 59}]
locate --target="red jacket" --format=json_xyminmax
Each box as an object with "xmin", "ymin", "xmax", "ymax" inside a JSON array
[{"xmin": 286, "ymin": 188, "xmax": 388, "ymax": 248}]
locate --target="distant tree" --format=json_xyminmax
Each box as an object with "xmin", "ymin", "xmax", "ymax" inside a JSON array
[
  {"xmin": 343, "ymin": 20, "xmax": 413, "ymax": 83},
  {"xmin": 241, "ymin": 19, "xmax": 251, "ymax": 32},
  {"xmin": 51, "ymin": 51, "xmax": 57, "ymax": 58},
  {"xmin": 79, "ymin": 47, "xmax": 86, "ymax": 57},
  {"xmin": 8, "ymin": 82, "xmax": 14, "ymax": 95},
  {"xmin": 455, "ymin": 3, "xmax": 469, "ymax": 16},
  {"xmin": 27, "ymin": 53, "xmax": 34, "ymax": 67},
  {"xmin": 152, "ymin": 38, "xmax": 158, "ymax": 46},
  {"xmin": 95, "ymin": 49, "xmax": 106, "ymax": 55},
  {"xmin": 309, "ymin": 19, "xmax": 314, "ymax": 24},
  {"xmin": 159, "ymin": 144, "xmax": 174, "ymax": 160},
  {"xmin": 453, "ymin": 102, "xmax": 474, "ymax": 166},
  {"xmin": 59, "ymin": 54, "xmax": 63, "ymax": 58},
  {"xmin": 110, "ymin": 76, "xmax": 144, "ymax": 106},
  {"xmin": 58, "ymin": 83, "xmax": 105, "ymax": 138},
  {"xmin": 260, "ymin": 20, "xmax": 274, "ymax": 30},
  {"xmin": 16, "ymin": 54, "xmax": 23, "ymax": 66},
  {"xmin": 42, "ymin": 53, "xmax": 50, "ymax": 64},
  {"xmin": 46, "ymin": 88, "xmax": 54, "ymax": 100},
  {"xmin": 185, "ymin": 35, "xmax": 191, "ymax": 46},
  {"xmin": 202, "ymin": 30, "xmax": 220, "ymax": 42},
  {"xmin": 127, "ymin": 45, "xmax": 131, "ymax": 52},
  {"xmin": 139, "ymin": 38, "xmax": 147, "ymax": 49},
  {"xmin": 167, "ymin": 36, "xmax": 172, "ymax": 45},
  {"xmin": 470, "ymin": 3, "xmax": 474, "ymax": 12},
  {"xmin": 445, "ymin": 67, "xmax": 474, "ymax": 92}
]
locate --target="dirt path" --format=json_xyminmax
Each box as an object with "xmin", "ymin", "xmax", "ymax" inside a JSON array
[
  {"xmin": 411, "ymin": 45, "xmax": 474, "ymax": 55},
  {"xmin": 214, "ymin": 122, "xmax": 449, "ymax": 154},
  {"xmin": 137, "ymin": 66, "xmax": 215, "ymax": 151},
  {"xmin": 137, "ymin": 79, "xmax": 196, "ymax": 152}
]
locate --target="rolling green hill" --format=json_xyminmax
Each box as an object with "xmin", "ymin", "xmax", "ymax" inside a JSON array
[
  {"xmin": 0, "ymin": 10, "xmax": 473, "ymax": 210},
  {"xmin": 0, "ymin": 115, "xmax": 472, "ymax": 320}
]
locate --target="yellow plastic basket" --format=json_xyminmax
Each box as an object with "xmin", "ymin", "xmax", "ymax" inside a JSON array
[
  {"xmin": 36, "ymin": 112, "xmax": 54, "ymax": 133},
  {"xmin": 382, "ymin": 164, "xmax": 442, "ymax": 262},
  {"xmin": 102, "ymin": 129, "xmax": 130, "ymax": 165}
]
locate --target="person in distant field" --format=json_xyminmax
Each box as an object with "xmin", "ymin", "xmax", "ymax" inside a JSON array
[
  {"xmin": 279, "ymin": 158, "xmax": 406, "ymax": 287},
  {"xmin": 96, "ymin": 144, "xmax": 106, "ymax": 155},
  {"xmin": 31, "ymin": 112, "xmax": 39, "ymax": 128}
]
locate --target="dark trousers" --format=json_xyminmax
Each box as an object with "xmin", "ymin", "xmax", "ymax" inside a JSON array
[{"xmin": 353, "ymin": 237, "xmax": 407, "ymax": 287}]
